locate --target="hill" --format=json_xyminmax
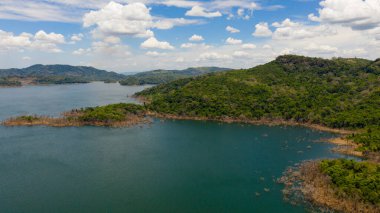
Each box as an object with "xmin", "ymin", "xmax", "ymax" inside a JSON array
[
  {"xmin": 0, "ymin": 64, "xmax": 125, "ymax": 85},
  {"xmin": 137, "ymin": 55, "xmax": 380, "ymax": 130},
  {"xmin": 119, "ymin": 67, "xmax": 231, "ymax": 85}
]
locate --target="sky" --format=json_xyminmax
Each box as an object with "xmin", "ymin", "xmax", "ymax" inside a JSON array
[{"xmin": 0, "ymin": 0, "xmax": 379, "ymax": 72}]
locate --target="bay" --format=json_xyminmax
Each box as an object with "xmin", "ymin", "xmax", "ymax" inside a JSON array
[{"xmin": 0, "ymin": 82, "xmax": 348, "ymax": 213}]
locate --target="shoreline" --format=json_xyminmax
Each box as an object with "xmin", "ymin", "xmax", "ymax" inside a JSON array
[
  {"xmin": 278, "ymin": 160, "xmax": 379, "ymax": 213},
  {"xmin": 148, "ymin": 112, "xmax": 356, "ymax": 134}
]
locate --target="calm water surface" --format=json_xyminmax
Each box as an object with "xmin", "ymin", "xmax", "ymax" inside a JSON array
[{"xmin": 0, "ymin": 82, "xmax": 347, "ymax": 213}]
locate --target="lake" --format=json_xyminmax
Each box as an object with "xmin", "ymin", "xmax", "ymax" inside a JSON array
[{"xmin": 0, "ymin": 82, "xmax": 347, "ymax": 213}]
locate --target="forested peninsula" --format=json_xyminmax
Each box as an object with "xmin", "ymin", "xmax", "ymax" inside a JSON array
[{"xmin": 3, "ymin": 55, "xmax": 379, "ymax": 211}]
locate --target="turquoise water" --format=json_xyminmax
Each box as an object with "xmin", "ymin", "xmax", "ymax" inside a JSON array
[{"xmin": 0, "ymin": 83, "xmax": 346, "ymax": 213}]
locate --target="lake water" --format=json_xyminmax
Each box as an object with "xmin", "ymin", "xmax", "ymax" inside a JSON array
[{"xmin": 0, "ymin": 82, "xmax": 347, "ymax": 213}]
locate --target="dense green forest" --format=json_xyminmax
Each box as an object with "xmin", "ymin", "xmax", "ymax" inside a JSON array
[
  {"xmin": 0, "ymin": 78, "xmax": 22, "ymax": 87},
  {"xmin": 320, "ymin": 159, "xmax": 380, "ymax": 204},
  {"xmin": 0, "ymin": 64, "xmax": 125, "ymax": 84},
  {"xmin": 119, "ymin": 67, "xmax": 230, "ymax": 85},
  {"xmin": 76, "ymin": 103, "xmax": 146, "ymax": 123},
  {"xmin": 34, "ymin": 76, "xmax": 90, "ymax": 84},
  {"xmin": 137, "ymin": 55, "xmax": 380, "ymax": 130}
]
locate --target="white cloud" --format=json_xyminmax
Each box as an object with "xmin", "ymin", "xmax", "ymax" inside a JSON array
[
  {"xmin": 0, "ymin": 30, "xmax": 32, "ymax": 50},
  {"xmin": 262, "ymin": 44, "xmax": 272, "ymax": 49},
  {"xmin": 103, "ymin": 36, "xmax": 121, "ymax": 44},
  {"xmin": 181, "ymin": 43, "xmax": 196, "ymax": 48},
  {"xmin": 161, "ymin": 0, "xmax": 200, "ymax": 8},
  {"xmin": 22, "ymin": 56, "xmax": 31, "ymax": 60},
  {"xmin": 0, "ymin": 29, "xmax": 65, "ymax": 53},
  {"xmin": 34, "ymin": 30, "xmax": 65, "ymax": 44},
  {"xmin": 241, "ymin": 43, "xmax": 256, "ymax": 49},
  {"xmin": 233, "ymin": 50, "xmax": 250, "ymax": 58},
  {"xmin": 189, "ymin": 34, "xmax": 204, "ymax": 41},
  {"xmin": 146, "ymin": 51, "xmax": 167, "ymax": 56},
  {"xmin": 272, "ymin": 18, "xmax": 300, "ymax": 28},
  {"xmin": 226, "ymin": 37, "xmax": 242, "ymax": 45},
  {"xmin": 304, "ymin": 43, "xmax": 338, "ymax": 54},
  {"xmin": 91, "ymin": 41, "xmax": 131, "ymax": 57},
  {"xmin": 141, "ymin": 37, "xmax": 174, "ymax": 50},
  {"xmin": 185, "ymin": 6, "xmax": 222, "ymax": 18},
  {"xmin": 309, "ymin": 0, "xmax": 380, "ymax": 30},
  {"xmin": 253, "ymin": 22, "xmax": 272, "ymax": 37},
  {"xmin": 72, "ymin": 48, "xmax": 91, "ymax": 55},
  {"xmin": 199, "ymin": 52, "xmax": 231, "ymax": 61},
  {"xmin": 153, "ymin": 17, "xmax": 201, "ymax": 30},
  {"xmin": 83, "ymin": 2, "xmax": 154, "ymax": 38},
  {"xmin": 0, "ymin": 0, "xmax": 80, "ymax": 22},
  {"xmin": 70, "ymin": 33, "xmax": 84, "ymax": 42},
  {"xmin": 226, "ymin": 26, "xmax": 240, "ymax": 33}
]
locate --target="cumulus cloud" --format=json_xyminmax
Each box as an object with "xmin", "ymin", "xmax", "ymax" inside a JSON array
[
  {"xmin": 304, "ymin": 43, "xmax": 338, "ymax": 54},
  {"xmin": 272, "ymin": 19, "xmax": 334, "ymax": 40},
  {"xmin": 241, "ymin": 43, "xmax": 256, "ymax": 49},
  {"xmin": 189, "ymin": 34, "xmax": 204, "ymax": 41},
  {"xmin": 233, "ymin": 50, "xmax": 250, "ymax": 58},
  {"xmin": 0, "ymin": 29, "xmax": 65, "ymax": 53},
  {"xmin": 83, "ymin": 2, "xmax": 154, "ymax": 38},
  {"xmin": 153, "ymin": 17, "xmax": 201, "ymax": 30},
  {"xmin": 309, "ymin": 0, "xmax": 380, "ymax": 30},
  {"xmin": 226, "ymin": 26, "xmax": 240, "ymax": 33},
  {"xmin": 70, "ymin": 33, "xmax": 84, "ymax": 42},
  {"xmin": 199, "ymin": 52, "xmax": 231, "ymax": 61},
  {"xmin": 72, "ymin": 48, "xmax": 91, "ymax": 55},
  {"xmin": 146, "ymin": 51, "xmax": 167, "ymax": 57},
  {"xmin": 253, "ymin": 22, "xmax": 272, "ymax": 37},
  {"xmin": 226, "ymin": 37, "xmax": 242, "ymax": 45},
  {"xmin": 185, "ymin": 6, "xmax": 222, "ymax": 18},
  {"xmin": 141, "ymin": 37, "xmax": 174, "ymax": 50}
]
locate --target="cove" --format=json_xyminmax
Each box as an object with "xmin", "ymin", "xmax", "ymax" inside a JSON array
[{"xmin": 0, "ymin": 83, "xmax": 349, "ymax": 213}]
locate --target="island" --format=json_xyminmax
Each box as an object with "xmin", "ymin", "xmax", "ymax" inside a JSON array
[
  {"xmin": 3, "ymin": 55, "xmax": 379, "ymax": 212},
  {"xmin": 3, "ymin": 103, "xmax": 150, "ymax": 127}
]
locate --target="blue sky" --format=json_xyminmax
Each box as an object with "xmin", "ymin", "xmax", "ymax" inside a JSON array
[{"xmin": 0, "ymin": 0, "xmax": 379, "ymax": 72}]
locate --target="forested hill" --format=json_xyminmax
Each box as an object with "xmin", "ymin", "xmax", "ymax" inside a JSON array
[
  {"xmin": 119, "ymin": 67, "xmax": 230, "ymax": 85},
  {"xmin": 137, "ymin": 55, "xmax": 380, "ymax": 130},
  {"xmin": 0, "ymin": 64, "xmax": 125, "ymax": 82}
]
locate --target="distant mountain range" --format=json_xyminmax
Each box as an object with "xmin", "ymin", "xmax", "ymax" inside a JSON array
[
  {"xmin": 119, "ymin": 67, "xmax": 231, "ymax": 85},
  {"xmin": 0, "ymin": 64, "xmax": 125, "ymax": 85}
]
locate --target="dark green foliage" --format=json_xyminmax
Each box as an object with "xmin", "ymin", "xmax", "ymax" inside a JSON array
[
  {"xmin": 34, "ymin": 76, "xmax": 90, "ymax": 84},
  {"xmin": 320, "ymin": 159, "xmax": 380, "ymax": 204},
  {"xmin": 349, "ymin": 127, "xmax": 380, "ymax": 152},
  {"xmin": 0, "ymin": 78, "xmax": 22, "ymax": 86},
  {"xmin": 77, "ymin": 103, "xmax": 146, "ymax": 122},
  {"xmin": 119, "ymin": 67, "xmax": 230, "ymax": 85},
  {"xmin": 0, "ymin": 64, "xmax": 125, "ymax": 83},
  {"xmin": 137, "ymin": 55, "xmax": 380, "ymax": 130}
]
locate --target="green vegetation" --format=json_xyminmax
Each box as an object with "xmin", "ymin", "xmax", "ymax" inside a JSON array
[
  {"xmin": 349, "ymin": 127, "xmax": 380, "ymax": 152},
  {"xmin": 0, "ymin": 64, "xmax": 125, "ymax": 84},
  {"xmin": 119, "ymin": 67, "xmax": 230, "ymax": 85},
  {"xmin": 137, "ymin": 55, "xmax": 380, "ymax": 130},
  {"xmin": 320, "ymin": 159, "xmax": 380, "ymax": 204},
  {"xmin": 3, "ymin": 103, "xmax": 149, "ymax": 127},
  {"xmin": 34, "ymin": 76, "xmax": 90, "ymax": 84},
  {"xmin": 0, "ymin": 78, "xmax": 22, "ymax": 87},
  {"xmin": 75, "ymin": 103, "xmax": 146, "ymax": 123}
]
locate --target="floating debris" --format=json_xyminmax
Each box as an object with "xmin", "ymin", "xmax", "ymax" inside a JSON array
[{"xmin": 264, "ymin": 188, "xmax": 270, "ymax": 192}]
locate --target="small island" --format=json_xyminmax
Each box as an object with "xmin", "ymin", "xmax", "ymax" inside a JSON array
[{"xmin": 2, "ymin": 103, "xmax": 150, "ymax": 127}]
